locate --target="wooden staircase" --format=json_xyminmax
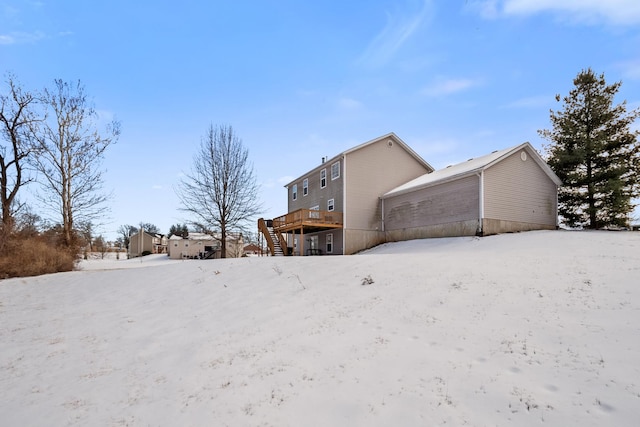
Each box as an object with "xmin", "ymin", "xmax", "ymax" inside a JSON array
[
  {"xmin": 267, "ymin": 228, "xmax": 284, "ymax": 256},
  {"xmin": 258, "ymin": 218, "xmax": 287, "ymax": 256}
]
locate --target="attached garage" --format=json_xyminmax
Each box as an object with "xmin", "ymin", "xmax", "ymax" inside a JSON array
[{"xmin": 381, "ymin": 142, "xmax": 562, "ymax": 241}]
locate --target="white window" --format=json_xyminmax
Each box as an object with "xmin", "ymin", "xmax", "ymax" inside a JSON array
[
  {"xmin": 292, "ymin": 184, "xmax": 297, "ymax": 201},
  {"xmin": 320, "ymin": 168, "xmax": 326, "ymax": 188},
  {"xmin": 331, "ymin": 161, "xmax": 340, "ymax": 180},
  {"xmin": 326, "ymin": 233, "xmax": 333, "ymax": 253},
  {"xmin": 327, "ymin": 198, "xmax": 334, "ymax": 211},
  {"xmin": 303, "ymin": 178, "xmax": 308, "ymax": 196}
]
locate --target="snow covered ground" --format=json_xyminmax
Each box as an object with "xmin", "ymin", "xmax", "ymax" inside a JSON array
[{"xmin": 1, "ymin": 230, "xmax": 639, "ymax": 426}]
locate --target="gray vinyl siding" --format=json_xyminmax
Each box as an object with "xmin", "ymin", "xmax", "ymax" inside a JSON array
[
  {"xmin": 288, "ymin": 160, "xmax": 344, "ymax": 214},
  {"xmin": 483, "ymin": 148, "xmax": 557, "ymax": 227},
  {"xmin": 345, "ymin": 138, "xmax": 431, "ymax": 231},
  {"xmin": 384, "ymin": 175, "xmax": 480, "ymax": 231}
]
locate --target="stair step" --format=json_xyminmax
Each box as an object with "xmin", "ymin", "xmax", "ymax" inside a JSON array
[{"xmin": 259, "ymin": 223, "xmax": 285, "ymax": 256}]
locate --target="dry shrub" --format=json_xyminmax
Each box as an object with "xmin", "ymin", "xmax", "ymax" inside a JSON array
[{"xmin": 0, "ymin": 235, "xmax": 79, "ymax": 279}]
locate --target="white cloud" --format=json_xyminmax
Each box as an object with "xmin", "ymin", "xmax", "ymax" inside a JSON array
[
  {"xmin": 357, "ymin": 0, "xmax": 433, "ymax": 67},
  {"xmin": 421, "ymin": 78, "xmax": 479, "ymax": 97},
  {"xmin": 0, "ymin": 30, "xmax": 45, "ymax": 45},
  {"xmin": 472, "ymin": 0, "xmax": 640, "ymax": 25},
  {"xmin": 465, "ymin": 0, "xmax": 500, "ymax": 19}
]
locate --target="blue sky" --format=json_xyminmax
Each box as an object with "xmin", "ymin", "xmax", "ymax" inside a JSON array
[{"xmin": 2, "ymin": 0, "xmax": 639, "ymax": 240}]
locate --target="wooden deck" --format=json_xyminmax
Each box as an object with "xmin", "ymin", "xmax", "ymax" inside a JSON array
[{"xmin": 272, "ymin": 209, "xmax": 343, "ymax": 233}]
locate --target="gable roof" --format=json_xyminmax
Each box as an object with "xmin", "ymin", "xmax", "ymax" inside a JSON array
[
  {"xmin": 343, "ymin": 132, "xmax": 434, "ymax": 171},
  {"xmin": 382, "ymin": 142, "xmax": 562, "ymax": 198},
  {"xmin": 285, "ymin": 132, "xmax": 434, "ymax": 187}
]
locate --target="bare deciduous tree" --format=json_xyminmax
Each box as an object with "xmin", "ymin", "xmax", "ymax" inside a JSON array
[
  {"xmin": 94, "ymin": 234, "xmax": 108, "ymax": 259},
  {"xmin": 31, "ymin": 79, "xmax": 120, "ymax": 246},
  {"xmin": 117, "ymin": 224, "xmax": 137, "ymax": 250},
  {"xmin": 138, "ymin": 222, "xmax": 160, "ymax": 234},
  {"xmin": 0, "ymin": 74, "xmax": 40, "ymax": 234},
  {"xmin": 176, "ymin": 124, "xmax": 262, "ymax": 258}
]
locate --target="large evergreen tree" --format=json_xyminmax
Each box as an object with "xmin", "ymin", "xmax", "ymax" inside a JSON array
[
  {"xmin": 539, "ymin": 68, "xmax": 640, "ymax": 229},
  {"xmin": 168, "ymin": 223, "xmax": 189, "ymax": 238}
]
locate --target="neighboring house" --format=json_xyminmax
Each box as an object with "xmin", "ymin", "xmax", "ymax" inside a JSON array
[
  {"xmin": 128, "ymin": 231, "xmax": 168, "ymax": 258},
  {"xmin": 381, "ymin": 142, "xmax": 562, "ymax": 240},
  {"xmin": 258, "ymin": 135, "xmax": 561, "ymax": 255},
  {"xmin": 217, "ymin": 232, "xmax": 245, "ymax": 258},
  {"xmin": 243, "ymin": 244, "xmax": 263, "ymax": 256},
  {"xmin": 167, "ymin": 232, "xmax": 245, "ymax": 259},
  {"xmin": 259, "ymin": 133, "xmax": 434, "ymax": 255},
  {"xmin": 168, "ymin": 233, "xmax": 219, "ymax": 259}
]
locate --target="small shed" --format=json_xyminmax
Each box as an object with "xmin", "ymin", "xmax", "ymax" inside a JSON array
[{"xmin": 381, "ymin": 142, "xmax": 562, "ymax": 240}]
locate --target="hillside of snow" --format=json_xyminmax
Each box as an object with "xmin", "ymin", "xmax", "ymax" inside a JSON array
[{"xmin": 1, "ymin": 230, "xmax": 639, "ymax": 426}]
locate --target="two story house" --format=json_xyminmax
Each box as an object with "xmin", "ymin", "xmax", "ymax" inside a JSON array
[
  {"xmin": 128, "ymin": 230, "xmax": 168, "ymax": 258},
  {"xmin": 259, "ymin": 133, "xmax": 434, "ymax": 255},
  {"xmin": 258, "ymin": 133, "xmax": 562, "ymax": 256}
]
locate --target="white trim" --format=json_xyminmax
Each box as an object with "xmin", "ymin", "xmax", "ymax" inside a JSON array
[
  {"xmin": 478, "ymin": 171, "xmax": 484, "ymax": 234},
  {"xmin": 327, "ymin": 198, "xmax": 334, "ymax": 211},
  {"xmin": 555, "ymin": 185, "xmax": 560, "ymax": 228},
  {"xmin": 342, "ymin": 155, "xmax": 347, "ymax": 254},
  {"xmin": 331, "ymin": 161, "xmax": 340, "ymax": 180}
]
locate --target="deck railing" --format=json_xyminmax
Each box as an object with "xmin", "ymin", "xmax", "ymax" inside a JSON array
[{"xmin": 272, "ymin": 209, "xmax": 343, "ymax": 231}]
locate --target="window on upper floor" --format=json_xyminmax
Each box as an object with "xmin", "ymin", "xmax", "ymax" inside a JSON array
[
  {"xmin": 292, "ymin": 184, "xmax": 297, "ymax": 201},
  {"xmin": 303, "ymin": 178, "xmax": 308, "ymax": 196},
  {"xmin": 327, "ymin": 198, "xmax": 334, "ymax": 211},
  {"xmin": 331, "ymin": 161, "xmax": 340, "ymax": 180},
  {"xmin": 320, "ymin": 168, "xmax": 326, "ymax": 188}
]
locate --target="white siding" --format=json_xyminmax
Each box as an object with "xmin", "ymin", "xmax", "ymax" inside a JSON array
[{"xmin": 483, "ymin": 148, "xmax": 557, "ymax": 227}]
